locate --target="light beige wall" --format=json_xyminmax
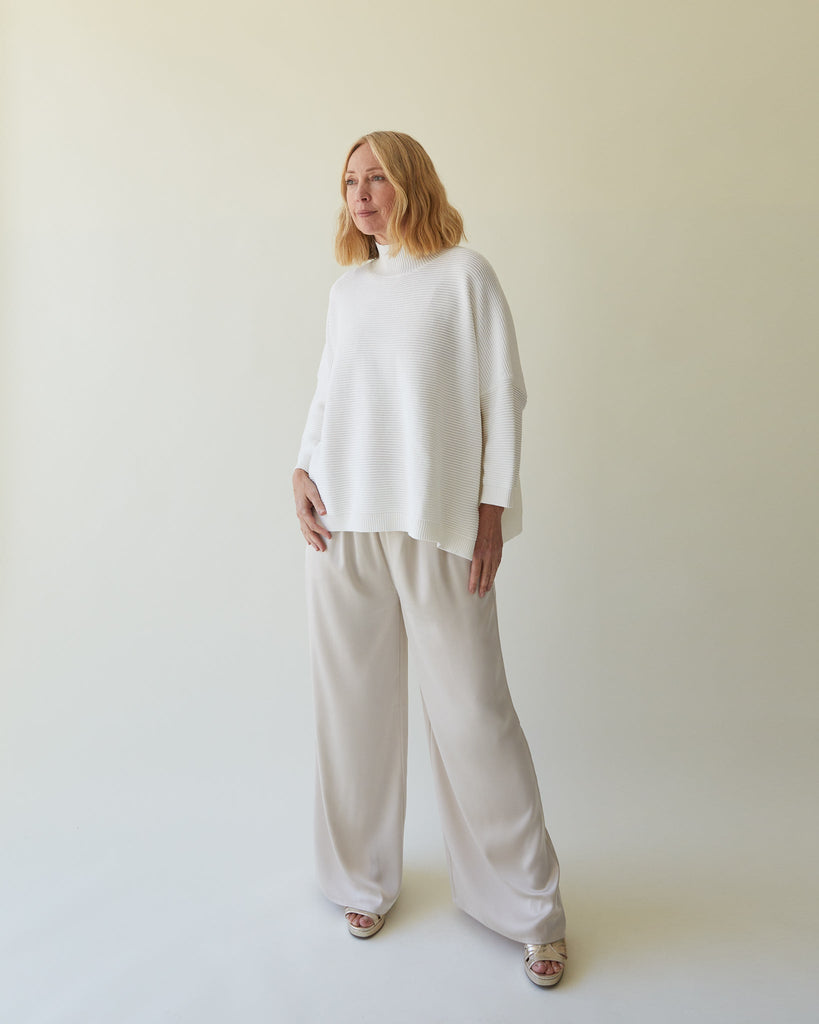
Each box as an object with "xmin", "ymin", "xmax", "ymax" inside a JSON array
[{"xmin": 2, "ymin": 0, "xmax": 817, "ymax": 858}]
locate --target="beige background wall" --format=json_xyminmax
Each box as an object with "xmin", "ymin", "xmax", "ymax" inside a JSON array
[{"xmin": 2, "ymin": 2, "xmax": 817, "ymax": 1021}]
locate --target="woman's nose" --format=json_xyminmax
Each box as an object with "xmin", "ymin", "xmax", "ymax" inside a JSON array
[{"xmin": 355, "ymin": 182, "xmax": 370, "ymax": 201}]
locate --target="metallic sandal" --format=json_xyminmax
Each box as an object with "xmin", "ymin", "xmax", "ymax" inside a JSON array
[
  {"xmin": 344, "ymin": 907, "xmax": 385, "ymax": 939},
  {"xmin": 523, "ymin": 939, "xmax": 567, "ymax": 987}
]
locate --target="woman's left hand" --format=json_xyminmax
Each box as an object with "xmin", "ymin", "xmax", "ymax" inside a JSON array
[{"xmin": 469, "ymin": 503, "xmax": 504, "ymax": 597}]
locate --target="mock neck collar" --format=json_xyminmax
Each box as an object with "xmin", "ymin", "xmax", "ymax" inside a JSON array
[{"xmin": 370, "ymin": 241, "xmax": 431, "ymax": 276}]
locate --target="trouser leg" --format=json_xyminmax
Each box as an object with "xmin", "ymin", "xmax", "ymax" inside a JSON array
[
  {"xmin": 386, "ymin": 533, "xmax": 566, "ymax": 944},
  {"xmin": 305, "ymin": 532, "xmax": 408, "ymax": 916}
]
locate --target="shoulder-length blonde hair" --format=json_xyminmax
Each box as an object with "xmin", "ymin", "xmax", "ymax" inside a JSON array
[{"xmin": 334, "ymin": 131, "xmax": 465, "ymax": 265}]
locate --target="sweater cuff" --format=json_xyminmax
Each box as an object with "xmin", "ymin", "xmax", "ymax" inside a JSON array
[{"xmin": 479, "ymin": 483, "xmax": 514, "ymax": 508}]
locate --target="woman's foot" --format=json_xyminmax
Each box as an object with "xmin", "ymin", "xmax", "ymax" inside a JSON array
[
  {"xmin": 344, "ymin": 908, "xmax": 385, "ymax": 938},
  {"xmin": 345, "ymin": 912, "xmax": 375, "ymax": 929},
  {"xmin": 524, "ymin": 940, "xmax": 567, "ymax": 987},
  {"xmin": 530, "ymin": 958, "xmax": 563, "ymax": 978}
]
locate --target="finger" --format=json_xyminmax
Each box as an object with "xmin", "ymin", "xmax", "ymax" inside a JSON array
[
  {"xmin": 295, "ymin": 489, "xmax": 323, "ymax": 516},
  {"xmin": 301, "ymin": 523, "xmax": 328, "ymax": 552},
  {"xmin": 305, "ymin": 515, "xmax": 332, "ymax": 540},
  {"xmin": 298, "ymin": 508, "xmax": 332, "ymax": 540},
  {"xmin": 314, "ymin": 518, "xmax": 332, "ymax": 539},
  {"xmin": 479, "ymin": 563, "xmax": 492, "ymax": 597},
  {"xmin": 479, "ymin": 554, "xmax": 500, "ymax": 597},
  {"xmin": 305, "ymin": 481, "xmax": 327, "ymax": 516},
  {"xmin": 468, "ymin": 555, "xmax": 482, "ymax": 595},
  {"xmin": 466, "ymin": 557, "xmax": 479, "ymax": 598}
]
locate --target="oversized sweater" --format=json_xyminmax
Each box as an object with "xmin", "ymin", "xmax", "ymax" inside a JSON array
[{"xmin": 296, "ymin": 243, "xmax": 527, "ymax": 561}]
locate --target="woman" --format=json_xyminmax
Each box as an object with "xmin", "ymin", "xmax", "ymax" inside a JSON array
[{"xmin": 293, "ymin": 131, "xmax": 567, "ymax": 987}]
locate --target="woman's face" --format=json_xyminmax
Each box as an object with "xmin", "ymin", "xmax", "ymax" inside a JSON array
[{"xmin": 345, "ymin": 142, "xmax": 395, "ymax": 245}]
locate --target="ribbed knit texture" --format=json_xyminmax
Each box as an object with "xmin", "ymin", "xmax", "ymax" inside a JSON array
[{"xmin": 297, "ymin": 244, "xmax": 527, "ymax": 560}]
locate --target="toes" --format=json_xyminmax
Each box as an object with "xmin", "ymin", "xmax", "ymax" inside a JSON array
[
  {"xmin": 532, "ymin": 960, "xmax": 563, "ymax": 976},
  {"xmin": 346, "ymin": 913, "xmax": 374, "ymax": 929}
]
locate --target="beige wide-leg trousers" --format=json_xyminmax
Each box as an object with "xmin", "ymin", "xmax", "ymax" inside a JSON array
[{"xmin": 305, "ymin": 531, "xmax": 565, "ymax": 944}]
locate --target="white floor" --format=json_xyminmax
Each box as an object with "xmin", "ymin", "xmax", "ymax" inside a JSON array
[
  {"xmin": 3, "ymin": 696, "xmax": 816, "ymax": 1024},
  {"xmin": 4, "ymin": 837, "xmax": 815, "ymax": 1024}
]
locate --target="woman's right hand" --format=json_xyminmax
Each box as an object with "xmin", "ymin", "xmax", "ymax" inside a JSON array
[{"xmin": 293, "ymin": 469, "xmax": 332, "ymax": 551}]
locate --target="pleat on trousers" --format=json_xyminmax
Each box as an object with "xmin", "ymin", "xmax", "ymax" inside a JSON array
[{"xmin": 305, "ymin": 530, "xmax": 565, "ymax": 944}]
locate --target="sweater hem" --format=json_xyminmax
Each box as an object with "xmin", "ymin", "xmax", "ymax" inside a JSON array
[{"xmin": 321, "ymin": 513, "xmax": 477, "ymax": 561}]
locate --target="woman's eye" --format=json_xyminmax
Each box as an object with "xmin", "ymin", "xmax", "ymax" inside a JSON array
[
  {"xmin": 372, "ymin": 175, "xmax": 385, "ymax": 181},
  {"xmin": 345, "ymin": 179, "xmax": 356, "ymax": 187}
]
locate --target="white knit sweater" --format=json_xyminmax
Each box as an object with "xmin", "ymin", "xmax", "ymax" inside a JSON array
[{"xmin": 296, "ymin": 243, "xmax": 527, "ymax": 560}]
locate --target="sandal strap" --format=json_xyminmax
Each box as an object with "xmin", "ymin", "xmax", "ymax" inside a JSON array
[
  {"xmin": 344, "ymin": 908, "xmax": 382, "ymax": 923},
  {"xmin": 524, "ymin": 940, "xmax": 567, "ymax": 966}
]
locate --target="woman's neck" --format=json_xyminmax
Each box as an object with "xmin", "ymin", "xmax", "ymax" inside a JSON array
[{"xmin": 371, "ymin": 241, "xmax": 432, "ymax": 276}]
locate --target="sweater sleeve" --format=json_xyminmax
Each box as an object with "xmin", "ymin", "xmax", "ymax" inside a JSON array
[
  {"xmin": 295, "ymin": 295, "xmax": 336, "ymax": 473},
  {"xmin": 471, "ymin": 259, "xmax": 527, "ymax": 508}
]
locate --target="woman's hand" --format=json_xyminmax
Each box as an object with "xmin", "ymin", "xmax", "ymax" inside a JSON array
[
  {"xmin": 469, "ymin": 503, "xmax": 504, "ymax": 597},
  {"xmin": 293, "ymin": 469, "xmax": 332, "ymax": 552}
]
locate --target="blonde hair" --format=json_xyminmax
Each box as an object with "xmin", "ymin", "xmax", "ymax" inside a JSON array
[{"xmin": 334, "ymin": 131, "xmax": 465, "ymax": 265}]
